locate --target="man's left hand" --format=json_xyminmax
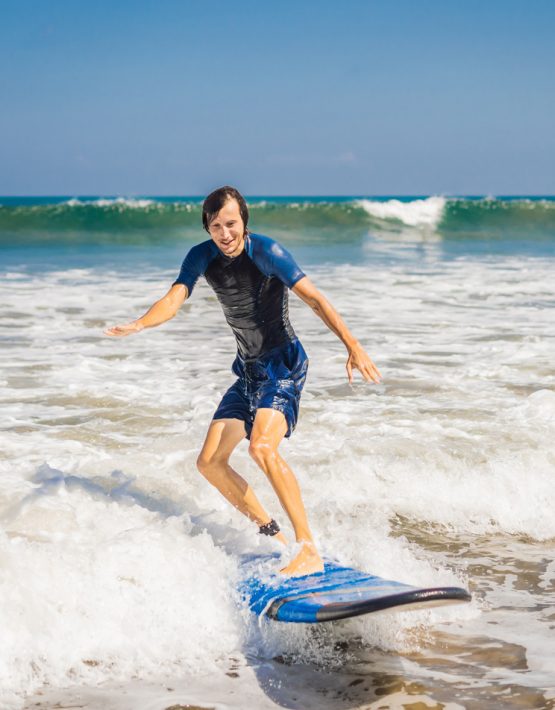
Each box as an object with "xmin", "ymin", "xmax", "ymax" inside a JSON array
[{"xmin": 346, "ymin": 342, "xmax": 382, "ymax": 384}]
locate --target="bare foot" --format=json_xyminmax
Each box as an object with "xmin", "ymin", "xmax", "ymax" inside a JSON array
[
  {"xmin": 280, "ymin": 542, "xmax": 324, "ymax": 577},
  {"xmin": 275, "ymin": 531, "xmax": 288, "ymax": 546}
]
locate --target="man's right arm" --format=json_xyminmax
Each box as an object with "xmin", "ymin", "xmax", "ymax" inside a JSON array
[{"xmin": 104, "ymin": 284, "xmax": 188, "ymax": 337}]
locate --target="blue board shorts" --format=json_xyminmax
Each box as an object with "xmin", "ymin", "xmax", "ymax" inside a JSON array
[{"xmin": 213, "ymin": 338, "xmax": 309, "ymax": 439}]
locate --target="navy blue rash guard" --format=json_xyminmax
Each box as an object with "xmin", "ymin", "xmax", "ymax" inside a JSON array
[{"xmin": 173, "ymin": 233, "xmax": 306, "ymax": 361}]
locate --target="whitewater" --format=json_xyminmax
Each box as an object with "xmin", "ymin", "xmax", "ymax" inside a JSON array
[{"xmin": 1, "ymin": 196, "xmax": 554, "ymax": 709}]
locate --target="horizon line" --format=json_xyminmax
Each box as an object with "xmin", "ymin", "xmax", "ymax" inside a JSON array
[{"xmin": 2, "ymin": 194, "xmax": 555, "ymax": 200}]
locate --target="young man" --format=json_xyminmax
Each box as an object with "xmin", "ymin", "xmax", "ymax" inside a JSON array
[{"xmin": 105, "ymin": 186, "xmax": 381, "ymax": 577}]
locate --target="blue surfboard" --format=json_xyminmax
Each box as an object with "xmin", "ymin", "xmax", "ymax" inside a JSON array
[{"xmin": 239, "ymin": 555, "xmax": 471, "ymax": 623}]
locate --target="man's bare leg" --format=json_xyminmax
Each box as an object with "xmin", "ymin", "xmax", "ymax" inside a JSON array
[
  {"xmin": 249, "ymin": 408, "xmax": 324, "ymax": 577},
  {"xmin": 197, "ymin": 418, "xmax": 287, "ymax": 545}
]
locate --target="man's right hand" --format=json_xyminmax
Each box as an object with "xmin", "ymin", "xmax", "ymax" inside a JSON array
[
  {"xmin": 103, "ymin": 284, "xmax": 188, "ymax": 338},
  {"xmin": 104, "ymin": 320, "xmax": 144, "ymax": 337}
]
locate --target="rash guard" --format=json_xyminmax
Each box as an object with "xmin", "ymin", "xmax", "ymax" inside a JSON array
[{"xmin": 173, "ymin": 233, "xmax": 306, "ymax": 360}]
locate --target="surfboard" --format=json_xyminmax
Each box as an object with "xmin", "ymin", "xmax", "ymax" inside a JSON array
[{"xmin": 239, "ymin": 554, "xmax": 471, "ymax": 623}]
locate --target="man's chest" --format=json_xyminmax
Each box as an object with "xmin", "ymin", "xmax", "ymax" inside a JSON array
[{"xmin": 204, "ymin": 253, "xmax": 267, "ymax": 297}]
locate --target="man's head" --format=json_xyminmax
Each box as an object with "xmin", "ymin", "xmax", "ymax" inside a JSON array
[{"xmin": 202, "ymin": 186, "xmax": 249, "ymax": 257}]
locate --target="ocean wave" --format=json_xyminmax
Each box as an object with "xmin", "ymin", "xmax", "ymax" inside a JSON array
[{"xmin": 0, "ymin": 196, "xmax": 554, "ymax": 245}]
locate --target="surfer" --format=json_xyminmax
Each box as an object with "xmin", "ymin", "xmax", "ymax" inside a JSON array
[{"xmin": 105, "ymin": 186, "xmax": 381, "ymax": 577}]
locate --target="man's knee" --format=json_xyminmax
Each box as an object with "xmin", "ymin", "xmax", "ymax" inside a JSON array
[
  {"xmin": 248, "ymin": 437, "xmax": 278, "ymax": 469},
  {"xmin": 196, "ymin": 452, "xmax": 227, "ymax": 481}
]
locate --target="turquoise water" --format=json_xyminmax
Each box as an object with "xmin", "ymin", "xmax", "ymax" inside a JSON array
[{"xmin": 1, "ymin": 196, "xmax": 554, "ymax": 273}]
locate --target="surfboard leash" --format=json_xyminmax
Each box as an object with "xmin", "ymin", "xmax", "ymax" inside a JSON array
[{"xmin": 259, "ymin": 519, "xmax": 280, "ymax": 536}]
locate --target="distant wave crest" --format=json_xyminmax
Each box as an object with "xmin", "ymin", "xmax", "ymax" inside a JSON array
[
  {"xmin": 356, "ymin": 196, "xmax": 446, "ymax": 227},
  {"xmin": 65, "ymin": 197, "xmax": 158, "ymax": 209}
]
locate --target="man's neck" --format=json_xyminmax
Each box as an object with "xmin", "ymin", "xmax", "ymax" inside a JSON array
[{"xmin": 221, "ymin": 234, "xmax": 247, "ymax": 259}]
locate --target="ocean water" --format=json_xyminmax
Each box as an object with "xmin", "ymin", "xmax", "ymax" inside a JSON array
[{"xmin": 1, "ymin": 196, "xmax": 554, "ymax": 710}]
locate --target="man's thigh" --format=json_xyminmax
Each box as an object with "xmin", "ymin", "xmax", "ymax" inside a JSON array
[
  {"xmin": 250, "ymin": 408, "xmax": 288, "ymax": 448},
  {"xmin": 199, "ymin": 418, "xmax": 247, "ymax": 463},
  {"xmin": 256, "ymin": 378, "xmax": 300, "ymax": 439}
]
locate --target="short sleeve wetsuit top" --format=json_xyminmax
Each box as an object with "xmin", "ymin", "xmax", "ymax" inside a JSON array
[
  {"xmin": 173, "ymin": 232, "xmax": 305, "ymax": 360},
  {"xmin": 173, "ymin": 232, "xmax": 309, "ymax": 438}
]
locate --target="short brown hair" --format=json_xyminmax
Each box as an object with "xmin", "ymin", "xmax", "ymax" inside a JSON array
[{"xmin": 202, "ymin": 186, "xmax": 249, "ymax": 235}]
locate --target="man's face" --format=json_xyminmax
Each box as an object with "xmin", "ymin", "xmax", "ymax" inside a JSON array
[{"xmin": 208, "ymin": 198, "xmax": 245, "ymax": 257}]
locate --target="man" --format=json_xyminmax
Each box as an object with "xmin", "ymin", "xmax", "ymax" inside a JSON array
[{"xmin": 105, "ymin": 186, "xmax": 381, "ymax": 577}]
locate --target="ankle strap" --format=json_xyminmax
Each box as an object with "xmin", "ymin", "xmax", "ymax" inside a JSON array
[{"xmin": 259, "ymin": 519, "xmax": 280, "ymax": 536}]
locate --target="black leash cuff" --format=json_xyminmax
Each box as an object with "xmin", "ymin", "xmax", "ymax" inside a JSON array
[{"xmin": 259, "ymin": 519, "xmax": 280, "ymax": 536}]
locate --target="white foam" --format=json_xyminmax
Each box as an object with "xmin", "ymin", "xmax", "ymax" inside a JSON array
[
  {"xmin": 512, "ymin": 388, "xmax": 555, "ymax": 421},
  {"xmin": 0, "ymin": 481, "xmax": 241, "ymax": 702},
  {"xmin": 2, "ymin": 272, "xmax": 27, "ymax": 280},
  {"xmin": 356, "ymin": 196, "xmax": 446, "ymax": 227},
  {"xmin": 64, "ymin": 197, "xmax": 155, "ymax": 208}
]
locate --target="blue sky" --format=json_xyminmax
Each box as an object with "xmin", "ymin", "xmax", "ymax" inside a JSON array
[{"xmin": 1, "ymin": 0, "xmax": 554, "ymax": 195}]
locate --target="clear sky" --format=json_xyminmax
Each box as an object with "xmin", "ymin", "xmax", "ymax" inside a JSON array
[{"xmin": 1, "ymin": 0, "xmax": 554, "ymax": 195}]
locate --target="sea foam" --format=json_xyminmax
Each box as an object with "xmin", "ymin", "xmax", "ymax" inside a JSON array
[{"xmin": 356, "ymin": 196, "xmax": 447, "ymax": 227}]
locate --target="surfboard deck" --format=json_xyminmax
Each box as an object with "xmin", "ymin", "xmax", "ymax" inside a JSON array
[{"xmin": 239, "ymin": 554, "xmax": 471, "ymax": 623}]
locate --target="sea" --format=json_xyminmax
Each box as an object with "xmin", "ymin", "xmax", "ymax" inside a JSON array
[{"xmin": 0, "ymin": 196, "xmax": 554, "ymax": 710}]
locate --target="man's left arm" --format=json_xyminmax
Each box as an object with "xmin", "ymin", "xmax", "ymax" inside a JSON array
[{"xmin": 292, "ymin": 276, "xmax": 381, "ymax": 384}]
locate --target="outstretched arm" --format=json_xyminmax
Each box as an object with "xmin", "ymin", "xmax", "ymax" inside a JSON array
[
  {"xmin": 292, "ymin": 276, "xmax": 381, "ymax": 384},
  {"xmin": 104, "ymin": 284, "xmax": 188, "ymax": 337}
]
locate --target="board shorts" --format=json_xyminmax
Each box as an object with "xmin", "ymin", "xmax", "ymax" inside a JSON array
[{"xmin": 213, "ymin": 338, "xmax": 309, "ymax": 439}]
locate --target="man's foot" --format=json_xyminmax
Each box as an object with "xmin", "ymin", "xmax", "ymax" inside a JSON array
[{"xmin": 280, "ymin": 542, "xmax": 324, "ymax": 577}]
